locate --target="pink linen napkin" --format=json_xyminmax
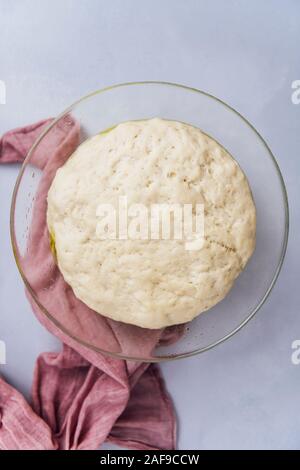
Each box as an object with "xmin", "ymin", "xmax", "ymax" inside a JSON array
[{"xmin": 0, "ymin": 117, "xmax": 181, "ymax": 450}]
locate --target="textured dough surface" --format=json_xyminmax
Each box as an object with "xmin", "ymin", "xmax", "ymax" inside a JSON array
[{"xmin": 47, "ymin": 118, "xmax": 256, "ymax": 329}]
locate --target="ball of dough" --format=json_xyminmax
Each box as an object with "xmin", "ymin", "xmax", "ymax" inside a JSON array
[{"xmin": 47, "ymin": 118, "xmax": 256, "ymax": 329}]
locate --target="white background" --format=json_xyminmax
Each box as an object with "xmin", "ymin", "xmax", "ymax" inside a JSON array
[{"xmin": 0, "ymin": 0, "xmax": 299, "ymax": 450}]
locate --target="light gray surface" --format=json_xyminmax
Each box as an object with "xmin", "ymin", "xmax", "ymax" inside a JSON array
[{"xmin": 0, "ymin": 0, "xmax": 299, "ymax": 450}]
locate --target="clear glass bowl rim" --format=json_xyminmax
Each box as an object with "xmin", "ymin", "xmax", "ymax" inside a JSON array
[{"xmin": 10, "ymin": 81, "xmax": 290, "ymax": 362}]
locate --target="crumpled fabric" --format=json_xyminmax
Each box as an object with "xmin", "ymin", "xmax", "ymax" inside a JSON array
[{"xmin": 0, "ymin": 117, "xmax": 181, "ymax": 450}]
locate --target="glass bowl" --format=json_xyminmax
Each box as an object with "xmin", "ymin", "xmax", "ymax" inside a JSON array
[{"xmin": 10, "ymin": 82, "xmax": 289, "ymax": 362}]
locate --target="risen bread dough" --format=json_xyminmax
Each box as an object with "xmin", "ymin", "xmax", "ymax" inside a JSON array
[{"xmin": 47, "ymin": 118, "xmax": 256, "ymax": 329}]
